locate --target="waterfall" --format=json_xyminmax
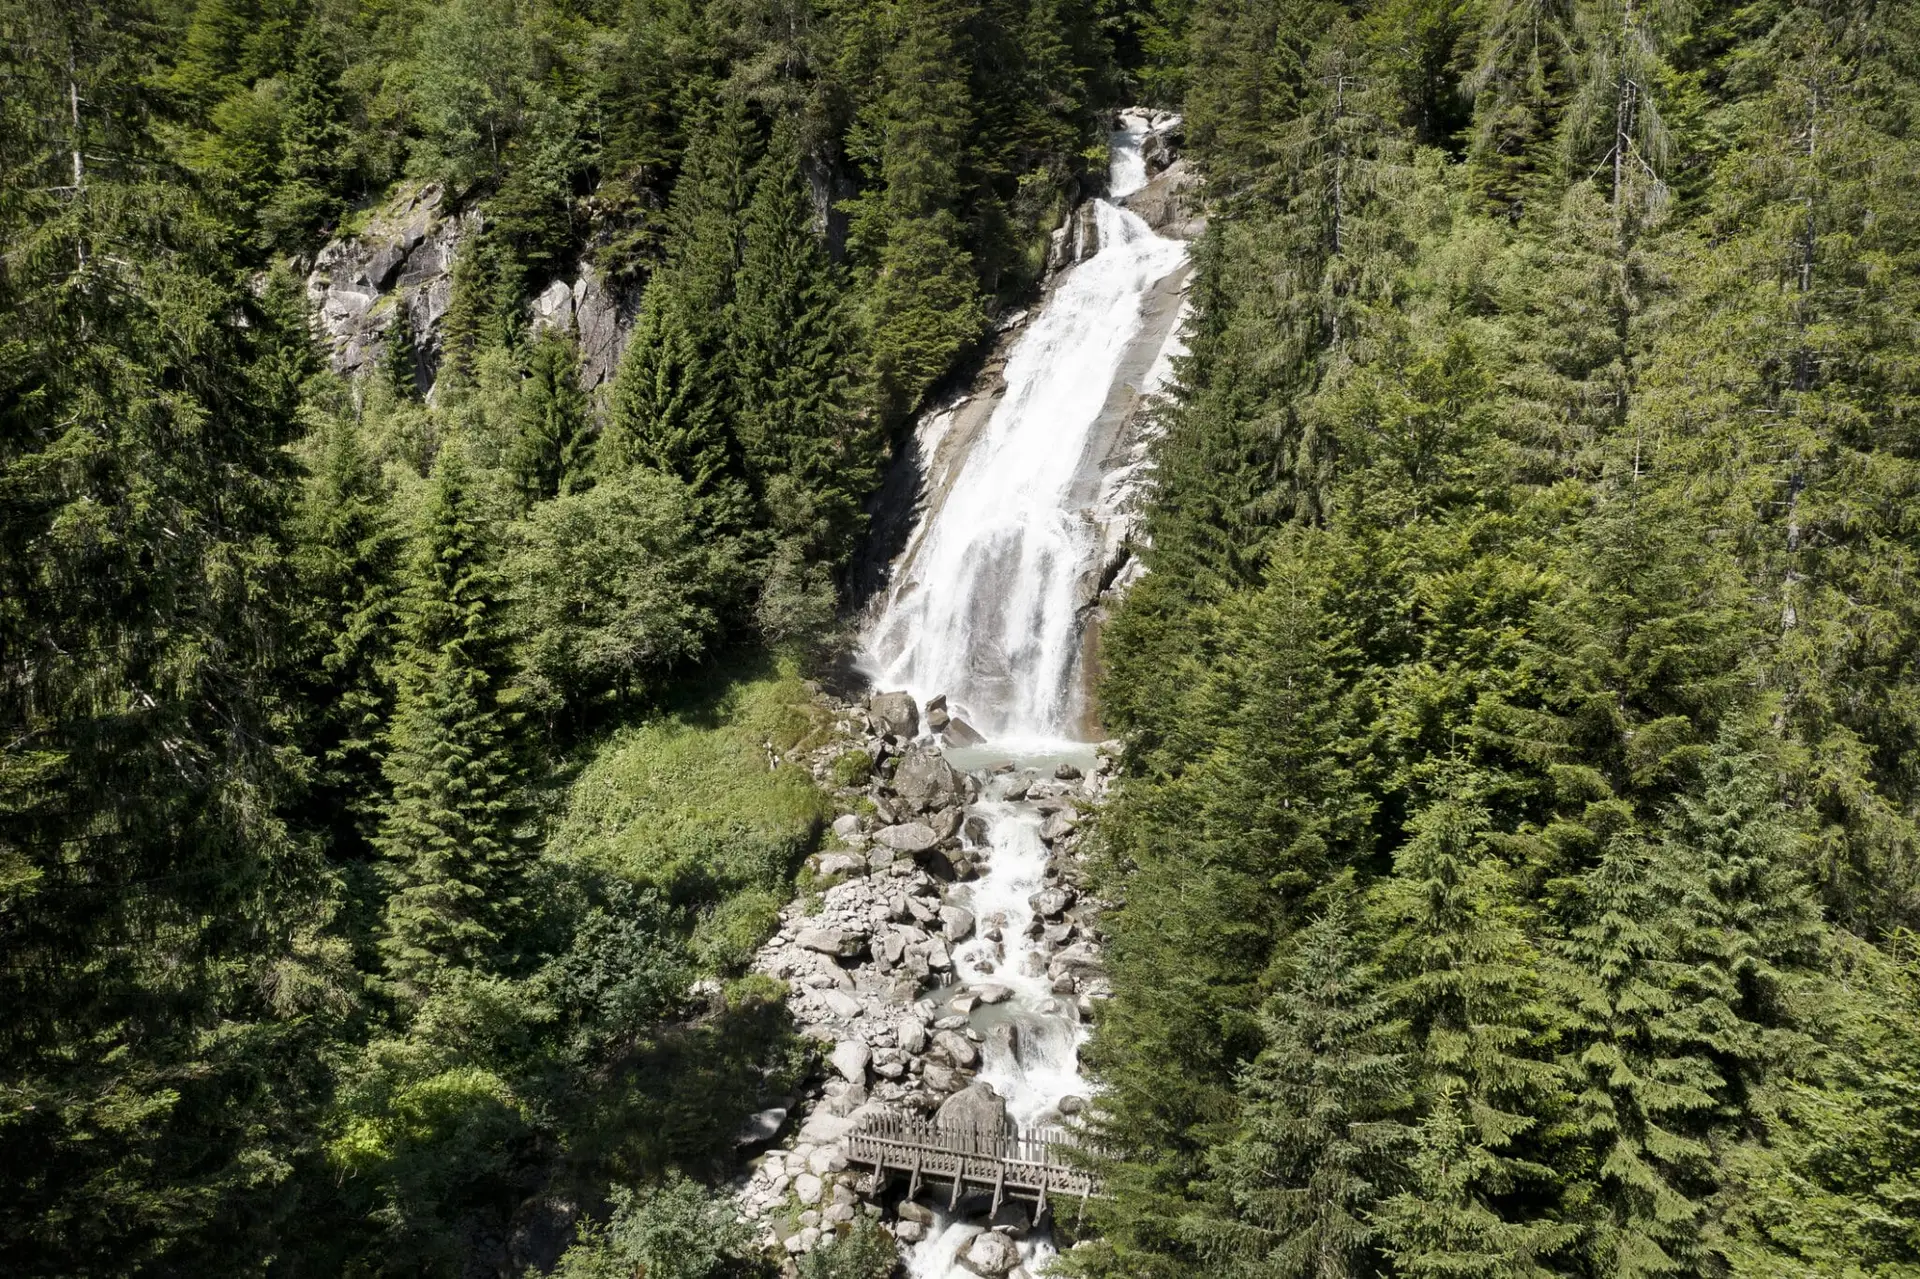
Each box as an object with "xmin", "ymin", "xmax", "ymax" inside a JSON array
[
  {"xmin": 861, "ymin": 115, "xmax": 1186, "ymax": 744},
  {"xmin": 865, "ymin": 113, "xmax": 1186, "ymax": 1279}
]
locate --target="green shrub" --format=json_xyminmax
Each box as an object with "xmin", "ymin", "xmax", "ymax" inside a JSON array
[
  {"xmin": 552, "ymin": 1173, "xmax": 758, "ymax": 1279},
  {"xmin": 797, "ymin": 1217, "xmax": 898, "ymax": 1279},
  {"xmin": 830, "ymin": 749, "xmax": 874, "ymax": 788}
]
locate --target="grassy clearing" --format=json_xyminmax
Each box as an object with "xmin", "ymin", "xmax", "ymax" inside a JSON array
[{"xmin": 551, "ymin": 658, "xmax": 836, "ymax": 973}]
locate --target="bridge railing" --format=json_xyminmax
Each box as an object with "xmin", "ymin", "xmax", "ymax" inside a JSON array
[{"xmin": 844, "ymin": 1110, "xmax": 1105, "ymax": 1218}]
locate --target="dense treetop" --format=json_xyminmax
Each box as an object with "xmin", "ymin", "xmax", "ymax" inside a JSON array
[{"xmin": 1079, "ymin": 2, "xmax": 1920, "ymax": 1276}]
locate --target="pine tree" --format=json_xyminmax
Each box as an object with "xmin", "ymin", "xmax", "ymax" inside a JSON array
[
  {"xmin": 376, "ymin": 442, "xmax": 524, "ymax": 995},
  {"xmin": 293, "ymin": 418, "xmax": 401, "ymax": 856},
  {"xmin": 262, "ymin": 16, "xmax": 352, "ymax": 246},
  {"xmin": 1186, "ymin": 890, "xmax": 1412, "ymax": 1279},
  {"xmin": 510, "ymin": 326, "xmax": 593, "ymax": 508},
  {"xmin": 601, "ymin": 102, "xmax": 756, "ymax": 528},
  {"xmin": 384, "ymin": 294, "xmax": 419, "ymax": 402},
  {"xmin": 729, "ymin": 121, "xmax": 868, "ymax": 559},
  {"xmin": 1556, "ymin": 818, "xmax": 1719, "ymax": 1277},
  {"xmin": 1370, "ymin": 790, "xmax": 1573, "ymax": 1275},
  {"xmin": 856, "ymin": 0, "xmax": 985, "ymax": 419}
]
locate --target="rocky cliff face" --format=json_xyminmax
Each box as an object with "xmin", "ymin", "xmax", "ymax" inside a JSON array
[{"xmin": 304, "ymin": 182, "xmax": 630, "ymax": 398}]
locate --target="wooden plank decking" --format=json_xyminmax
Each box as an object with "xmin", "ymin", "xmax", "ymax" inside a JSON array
[{"xmin": 846, "ymin": 1112, "xmax": 1103, "ymax": 1221}]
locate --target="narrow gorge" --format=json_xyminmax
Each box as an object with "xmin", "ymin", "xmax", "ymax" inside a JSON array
[{"xmin": 731, "ymin": 114, "xmax": 1191, "ymax": 1277}]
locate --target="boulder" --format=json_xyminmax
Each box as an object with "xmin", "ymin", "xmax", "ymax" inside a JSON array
[
  {"xmin": 1055, "ymin": 763, "xmax": 1083, "ymax": 781},
  {"xmin": 987, "ymin": 1022, "xmax": 1020, "ymax": 1064},
  {"xmin": 1040, "ymin": 810, "xmax": 1078, "ymax": 842},
  {"xmin": 1057, "ymin": 1094, "xmax": 1088, "ymax": 1116},
  {"xmin": 831, "ymin": 1041, "xmax": 871, "ymax": 1083},
  {"xmin": 963, "ymin": 814, "xmax": 990, "ymax": 844},
  {"xmin": 794, "ymin": 1173, "xmax": 823, "ymax": 1205},
  {"xmin": 964, "ymin": 1229, "xmax": 1022, "ymax": 1276},
  {"xmin": 896, "ymin": 1017, "xmax": 929, "ymax": 1054},
  {"xmin": 868, "ymin": 691, "xmax": 920, "ymax": 740},
  {"xmin": 1048, "ymin": 942, "xmax": 1102, "ymax": 979},
  {"xmin": 943, "ymin": 716, "xmax": 986, "ymax": 746},
  {"xmin": 734, "ymin": 1107, "xmax": 788, "ymax": 1145},
  {"xmin": 817, "ymin": 989, "xmax": 863, "ymax": 1020},
  {"xmin": 797, "ymin": 927, "xmax": 863, "ymax": 959},
  {"xmin": 816, "ymin": 852, "xmax": 866, "ymax": 878},
  {"xmin": 897, "ymin": 1199, "xmax": 935, "ymax": 1225},
  {"xmin": 991, "ymin": 1199, "xmax": 1032, "ymax": 1235},
  {"xmin": 940, "ymin": 905, "xmax": 977, "ymax": 943},
  {"xmin": 934, "ymin": 1029, "xmax": 981, "ymax": 1069},
  {"xmin": 893, "ymin": 749, "xmax": 964, "ymax": 813},
  {"xmin": 927, "ymin": 706, "xmax": 951, "ymax": 733},
  {"xmin": 935, "ymin": 1081, "xmax": 1007, "ymax": 1134},
  {"xmin": 874, "ymin": 822, "xmax": 940, "ymax": 854},
  {"xmin": 974, "ymin": 983, "xmax": 1012, "ymax": 1005},
  {"xmin": 895, "ymin": 1220, "xmax": 927, "ymax": 1243},
  {"xmin": 918, "ymin": 847, "xmax": 960, "ymax": 882},
  {"xmin": 1028, "ymin": 887, "xmax": 1074, "ymax": 919},
  {"xmin": 831, "ymin": 813, "xmax": 863, "ymax": 839}
]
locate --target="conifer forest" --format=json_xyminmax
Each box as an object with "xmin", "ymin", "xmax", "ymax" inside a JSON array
[{"xmin": 5, "ymin": 0, "xmax": 1920, "ymax": 1277}]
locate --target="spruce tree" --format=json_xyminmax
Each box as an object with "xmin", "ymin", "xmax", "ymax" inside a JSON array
[
  {"xmin": 1187, "ymin": 890, "xmax": 1412, "ymax": 1279},
  {"xmin": 384, "ymin": 295, "xmax": 419, "ymax": 402},
  {"xmin": 1377, "ymin": 1085, "xmax": 1570, "ymax": 1279},
  {"xmin": 1463, "ymin": 0, "xmax": 1572, "ymax": 212},
  {"xmin": 440, "ymin": 230, "xmax": 521, "ymax": 385},
  {"xmin": 729, "ymin": 121, "xmax": 868, "ymax": 559},
  {"xmin": 1654, "ymin": 726, "xmax": 1825, "ymax": 1110},
  {"xmin": 857, "ymin": 0, "xmax": 985, "ymax": 419},
  {"xmin": 262, "ymin": 16, "xmax": 351, "ymax": 246},
  {"xmin": 1370, "ymin": 791, "xmax": 1572, "ymax": 1276},
  {"xmin": 376, "ymin": 441, "xmax": 523, "ymax": 996},
  {"xmin": 1557, "ymin": 818, "xmax": 1719, "ymax": 1277},
  {"xmin": 510, "ymin": 326, "xmax": 592, "ymax": 507},
  {"xmin": 293, "ymin": 418, "xmax": 401, "ymax": 856},
  {"xmin": 601, "ymin": 102, "xmax": 756, "ymax": 529}
]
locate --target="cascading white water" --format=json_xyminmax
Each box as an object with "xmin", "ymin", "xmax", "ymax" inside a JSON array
[
  {"xmin": 861, "ymin": 116, "xmax": 1186, "ymax": 743},
  {"xmin": 874, "ymin": 114, "xmax": 1186, "ymax": 1279}
]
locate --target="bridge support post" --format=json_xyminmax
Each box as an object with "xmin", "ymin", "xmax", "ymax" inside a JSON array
[
  {"xmin": 908, "ymin": 1150, "xmax": 922, "ymax": 1201},
  {"xmin": 949, "ymin": 1166, "xmax": 964, "ymax": 1211},
  {"xmin": 990, "ymin": 1161, "xmax": 1006, "ymax": 1218}
]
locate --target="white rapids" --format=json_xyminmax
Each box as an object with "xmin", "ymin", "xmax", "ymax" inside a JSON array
[
  {"xmin": 871, "ymin": 112, "xmax": 1187, "ymax": 1279},
  {"xmin": 861, "ymin": 114, "xmax": 1186, "ymax": 744}
]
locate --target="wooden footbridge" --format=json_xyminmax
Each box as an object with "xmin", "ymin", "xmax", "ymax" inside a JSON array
[{"xmin": 847, "ymin": 1112, "xmax": 1104, "ymax": 1221}]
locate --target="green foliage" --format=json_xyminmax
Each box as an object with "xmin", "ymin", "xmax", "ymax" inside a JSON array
[
  {"xmin": 831, "ymin": 749, "xmax": 875, "ymax": 788},
  {"xmin": 549, "ymin": 666, "xmax": 831, "ymax": 904},
  {"xmin": 1086, "ymin": 4, "xmax": 1920, "ymax": 1278},
  {"xmin": 797, "ymin": 1217, "xmax": 900, "ymax": 1279},
  {"xmin": 408, "ymin": 0, "xmax": 534, "ymax": 193},
  {"xmin": 551, "ymin": 1173, "xmax": 758, "ymax": 1279},
  {"xmin": 377, "ymin": 442, "xmax": 527, "ymax": 996},
  {"xmin": 510, "ymin": 326, "xmax": 593, "ymax": 506},
  {"xmin": 509, "ymin": 472, "xmax": 730, "ymax": 717}
]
